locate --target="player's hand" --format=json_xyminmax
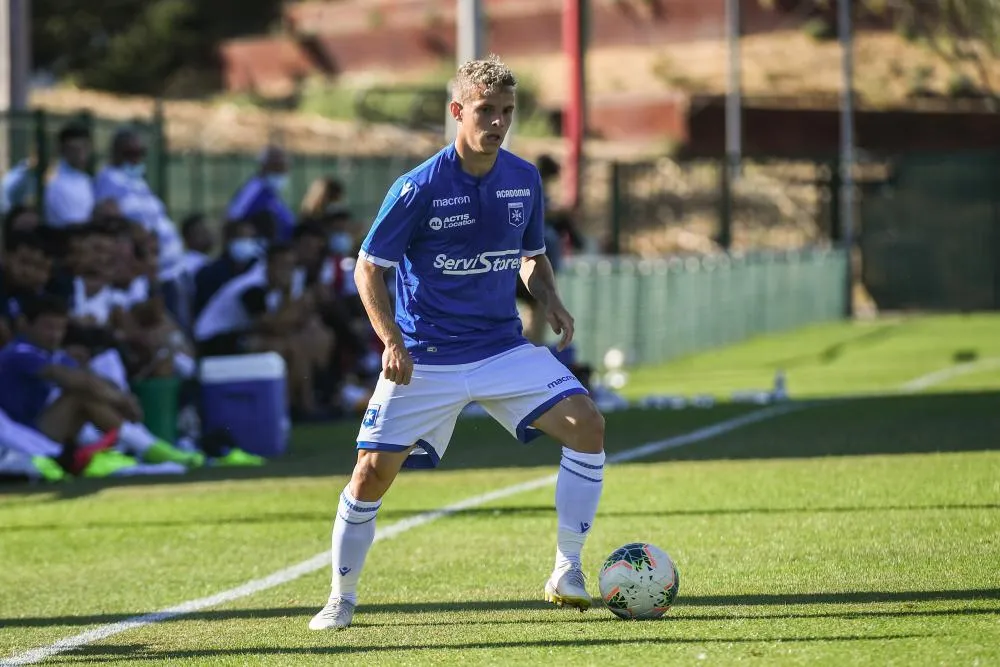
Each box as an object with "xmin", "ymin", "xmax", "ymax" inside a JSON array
[
  {"xmin": 119, "ymin": 393, "xmax": 144, "ymax": 423},
  {"xmin": 545, "ymin": 302, "xmax": 575, "ymax": 351},
  {"xmin": 382, "ymin": 342, "xmax": 414, "ymax": 385}
]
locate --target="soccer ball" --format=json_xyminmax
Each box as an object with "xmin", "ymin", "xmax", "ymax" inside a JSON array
[{"xmin": 598, "ymin": 542, "xmax": 679, "ymax": 619}]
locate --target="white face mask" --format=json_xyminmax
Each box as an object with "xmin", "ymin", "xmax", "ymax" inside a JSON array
[
  {"xmin": 228, "ymin": 238, "xmax": 261, "ymax": 263},
  {"xmin": 122, "ymin": 163, "xmax": 146, "ymax": 179},
  {"xmin": 266, "ymin": 173, "xmax": 289, "ymax": 193}
]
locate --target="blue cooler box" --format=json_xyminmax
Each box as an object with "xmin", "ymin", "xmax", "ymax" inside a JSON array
[{"xmin": 200, "ymin": 352, "xmax": 288, "ymax": 458}]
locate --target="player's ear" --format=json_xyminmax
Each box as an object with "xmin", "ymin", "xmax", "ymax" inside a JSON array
[{"xmin": 449, "ymin": 100, "xmax": 463, "ymax": 123}]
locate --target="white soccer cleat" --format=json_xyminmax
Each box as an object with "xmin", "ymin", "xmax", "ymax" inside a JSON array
[
  {"xmin": 544, "ymin": 564, "xmax": 593, "ymax": 611},
  {"xmin": 308, "ymin": 595, "xmax": 356, "ymax": 630}
]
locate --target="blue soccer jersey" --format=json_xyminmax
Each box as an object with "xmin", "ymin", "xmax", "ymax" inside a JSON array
[
  {"xmin": 360, "ymin": 145, "xmax": 546, "ymax": 364},
  {"xmin": 0, "ymin": 339, "xmax": 76, "ymax": 426}
]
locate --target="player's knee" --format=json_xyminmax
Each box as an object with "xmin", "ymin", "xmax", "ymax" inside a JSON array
[
  {"xmin": 350, "ymin": 451, "xmax": 397, "ymax": 501},
  {"xmin": 567, "ymin": 401, "xmax": 605, "ymax": 453}
]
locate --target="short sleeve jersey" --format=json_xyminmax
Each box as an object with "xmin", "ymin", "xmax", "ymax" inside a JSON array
[
  {"xmin": 360, "ymin": 145, "xmax": 545, "ymax": 365},
  {"xmin": 0, "ymin": 339, "xmax": 77, "ymax": 426}
]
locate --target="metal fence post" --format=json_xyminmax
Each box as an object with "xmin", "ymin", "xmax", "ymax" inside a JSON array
[
  {"xmin": 609, "ymin": 161, "xmax": 622, "ymax": 254},
  {"xmin": 717, "ymin": 159, "xmax": 733, "ymax": 250},
  {"xmin": 33, "ymin": 109, "xmax": 47, "ymax": 218},
  {"xmin": 153, "ymin": 98, "xmax": 168, "ymax": 202}
]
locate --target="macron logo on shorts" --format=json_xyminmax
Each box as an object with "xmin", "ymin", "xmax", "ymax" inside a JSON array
[{"xmin": 547, "ymin": 375, "xmax": 576, "ymax": 389}]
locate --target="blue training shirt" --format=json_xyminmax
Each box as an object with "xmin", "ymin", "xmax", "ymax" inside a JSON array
[
  {"xmin": 0, "ymin": 339, "xmax": 77, "ymax": 426},
  {"xmin": 360, "ymin": 145, "xmax": 546, "ymax": 365}
]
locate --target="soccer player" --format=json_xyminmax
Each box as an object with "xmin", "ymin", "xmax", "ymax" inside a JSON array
[{"xmin": 310, "ymin": 55, "xmax": 606, "ymax": 631}]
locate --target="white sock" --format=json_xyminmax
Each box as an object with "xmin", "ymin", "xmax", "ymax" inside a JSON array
[
  {"xmin": 118, "ymin": 422, "xmax": 158, "ymax": 455},
  {"xmin": 330, "ymin": 486, "xmax": 381, "ymax": 604},
  {"xmin": 555, "ymin": 447, "xmax": 605, "ymax": 571}
]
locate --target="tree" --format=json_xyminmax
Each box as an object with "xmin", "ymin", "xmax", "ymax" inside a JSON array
[
  {"xmin": 33, "ymin": 0, "xmax": 285, "ymax": 96},
  {"xmin": 885, "ymin": 0, "xmax": 1000, "ymax": 98}
]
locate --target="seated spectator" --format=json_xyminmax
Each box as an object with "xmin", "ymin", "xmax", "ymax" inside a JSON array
[
  {"xmin": 106, "ymin": 220, "xmax": 196, "ymax": 381},
  {"xmin": 55, "ymin": 222, "xmax": 203, "ymax": 469},
  {"xmin": 300, "ymin": 176, "xmax": 345, "ymax": 219},
  {"xmin": 0, "ymin": 295, "xmax": 143, "ymax": 478},
  {"xmin": 192, "ymin": 218, "xmax": 262, "ymax": 317},
  {"xmin": 94, "ymin": 126, "xmax": 188, "ymax": 327},
  {"xmin": 43, "ymin": 122, "xmax": 95, "ymax": 228},
  {"xmin": 193, "ymin": 242, "xmax": 332, "ymax": 418},
  {"xmin": 0, "ymin": 230, "xmax": 57, "ymax": 346},
  {"xmin": 180, "ymin": 213, "xmax": 214, "ymax": 277},
  {"xmin": 1, "ymin": 159, "xmax": 37, "ymax": 213},
  {"xmin": 310, "ymin": 210, "xmax": 381, "ymax": 403},
  {"xmin": 227, "ymin": 145, "xmax": 295, "ymax": 242}
]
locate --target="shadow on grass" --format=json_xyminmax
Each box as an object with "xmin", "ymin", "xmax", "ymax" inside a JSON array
[
  {"xmin": 4, "ymin": 502, "xmax": 998, "ymax": 533},
  {"xmin": 44, "ymin": 633, "xmax": 935, "ymax": 663},
  {"xmin": 5, "ymin": 589, "xmax": 998, "ymax": 629},
  {"xmin": 773, "ymin": 322, "xmax": 908, "ymax": 368},
  {"xmin": 2, "ymin": 389, "xmax": 1000, "ymax": 499}
]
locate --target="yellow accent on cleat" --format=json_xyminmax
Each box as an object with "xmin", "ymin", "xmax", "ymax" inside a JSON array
[{"xmin": 544, "ymin": 579, "xmax": 593, "ymax": 611}]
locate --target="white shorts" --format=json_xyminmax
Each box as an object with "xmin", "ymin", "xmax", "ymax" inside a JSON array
[{"xmin": 357, "ymin": 344, "xmax": 588, "ymax": 469}]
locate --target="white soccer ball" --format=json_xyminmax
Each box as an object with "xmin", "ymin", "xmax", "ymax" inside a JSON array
[{"xmin": 598, "ymin": 542, "xmax": 680, "ymax": 619}]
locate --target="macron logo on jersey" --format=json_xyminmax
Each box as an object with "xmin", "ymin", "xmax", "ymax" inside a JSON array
[
  {"xmin": 401, "ymin": 181, "xmax": 414, "ymax": 196},
  {"xmin": 496, "ymin": 188, "xmax": 531, "ymax": 199},
  {"xmin": 433, "ymin": 249, "xmax": 521, "ymax": 275},
  {"xmin": 433, "ymin": 196, "xmax": 471, "ymax": 208}
]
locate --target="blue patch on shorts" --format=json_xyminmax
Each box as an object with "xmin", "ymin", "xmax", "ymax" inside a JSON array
[{"xmin": 362, "ymin": 404, "xmax": 381, "ymax": 428}]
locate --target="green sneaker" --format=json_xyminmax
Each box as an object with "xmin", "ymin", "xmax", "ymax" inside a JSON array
[
  {"xmin": 81, "ymin": 450, "xmax": 140, "ymax": 478},
  {"xmin": 212, "ymin": 448, "xmax": 266, "ymax": 467},
  {"xmin": 31, "ymin": 456, "xmax": 67, "ymax": 482},
  {"xmin": 143, "ymin": 440, "xmax": 205, "ymax": 468}
]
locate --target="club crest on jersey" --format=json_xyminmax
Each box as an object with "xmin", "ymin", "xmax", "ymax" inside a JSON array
[
  {"xmin": 362, "ymin": 404, "xmax": 381, "ymax": 428},
  {"xmin": 508, "ymin": 201, "xmax": 525, "ymax": 228}
]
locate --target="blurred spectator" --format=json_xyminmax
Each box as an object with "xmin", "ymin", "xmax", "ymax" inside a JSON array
[
  {"xmin": 227, "ymin": 145, "xmax": 295, "ymax": 242},
  {"xmin": 43, "ymin": 123, "xmax": 95, "ymax": 228},
  {"xmin": 1, "ymin": 159, "xmax": 37, "ymax": 213},
  {"xmin": 93, "ymin": 198, "xmax": 123, "ymax": 221},
  {"xmin": 56, "ymin": 221, "xmax": 204, "ymax": 469},
  {"xmin": 292, "ymin": 220, "xmax": 329, "ymax": 285},
  {"xmin": 0, "ymin": 294, "xmax": 143, "ymax": 477},
  {"xmin": 180, "ymin": 213, "xmax": 214, "ymax": 276},
  {"xmin": 94, "ymin": 126, "xmax": 189, "ymax": 328},
  {"xmin": 0, "ymin": 231, "xmax": 54, "ymax": 346},
  {"xmin": 300, "ymin": 176, "xmax": 345, "ymax": 219},
  {"xmin": 536, "ymin": 154, "xmax": 585, "ymax": 258},
  {"xmin": 306, "ymin": 210, "xmax": 380, "ymax": 411},
  {"xmin": 193, "ymin": 242, "xmax": 332, "ymax": 417},
  {"xmin": 192, "ymin": 218, "xmax": 262, "ymax": 317},
  {"xmin": 3, "ymin": 205, "xmax": 41, "ymax": 236}
]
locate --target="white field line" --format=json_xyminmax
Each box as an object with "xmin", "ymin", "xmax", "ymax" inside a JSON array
[
  {"xmin": 897, "ymin": 357, "xmax": 1000, "ymax": 393},
  {"xmin": 3, "ymin": 359, "xmax": 989, "ymax": 665}
]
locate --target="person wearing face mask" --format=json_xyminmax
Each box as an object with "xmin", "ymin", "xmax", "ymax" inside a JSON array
[
  {"xmin": 43, "ymin": 122, "xmax": 96, "ymax": 228},
  {"xmin": 226, "ymin": 145, "xmax": 296, "ymax": 243},
  {"xmin": 94, "ymin": 127, "xmax": 190, "ymax": 329},
  {"xmin": 192, "ymin": 219, "xmax": 263, "ymax": 319}
]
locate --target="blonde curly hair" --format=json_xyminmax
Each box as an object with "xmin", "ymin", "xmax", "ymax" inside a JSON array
[{"xmin": 453, "ymin": 54, "xmax": 517, "ymax": 103}]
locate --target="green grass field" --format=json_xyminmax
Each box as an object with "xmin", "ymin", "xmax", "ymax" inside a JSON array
[{"xmin": 2, "ymin": 314, "xmax": 999, "ymax": 666}]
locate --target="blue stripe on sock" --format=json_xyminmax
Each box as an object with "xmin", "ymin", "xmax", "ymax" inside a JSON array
[
  {"xmin": 563, "ymin": 454, "xmax": 605, "ymax": 470},
  {"xmin": 560, "ymin": 463, "xmax": 602, "ymax": 484},
  {"xmin": 340, "ymin": 493, "xmax": 381, "ymax": 513},
  {"xmin": 338, "ymin": 512, "xmax": 377, "ymax": 526}
]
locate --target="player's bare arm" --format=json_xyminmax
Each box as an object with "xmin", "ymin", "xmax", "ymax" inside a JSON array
[
  {"xmin": 519, "ymin": 253, "xmax": 575, "ymax": 350},
  {"xmin": 355, "ymin": 258, "xmax": 414, "ymax": 385}
]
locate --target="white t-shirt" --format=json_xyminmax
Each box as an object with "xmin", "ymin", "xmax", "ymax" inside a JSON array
[{"xmin": 71, "ymin": 277, "xmax": 118, "ymax": 326}]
